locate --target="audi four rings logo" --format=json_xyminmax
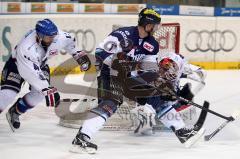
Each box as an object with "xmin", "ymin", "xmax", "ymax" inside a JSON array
[
  {"xmin": 184, "ymin": 30, "xmax": 237, "ymax": 52},
  {"xmin": 66, "ymin": 29, "xmax": 96, "ymax": 53}
]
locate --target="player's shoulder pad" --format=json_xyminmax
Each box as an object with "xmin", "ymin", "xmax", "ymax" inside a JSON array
[
  {"xmin": 110, "ymin": 26, "xmax": 135, "ymax": 38},
  {"xmin": 58, "ymin": 30, "xmax": 76, "ymax": 43}
]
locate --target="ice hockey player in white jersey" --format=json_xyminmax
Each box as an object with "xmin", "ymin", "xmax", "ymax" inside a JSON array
[
  {"xmin": 0, "ymin": 19, "xmax": 91, "ymax": 131},
  {"xmin": 130, "ymin": 52, "xmax": 206, "ymax": 148},
  {"xmin": 71, "ymin": 8, "xmax": 161, "ymax": 154}
]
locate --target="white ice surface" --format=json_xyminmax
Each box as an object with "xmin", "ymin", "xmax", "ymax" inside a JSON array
[{"xmin": 1, "ymin": 70, "xmax": 240, "ymax": 159}]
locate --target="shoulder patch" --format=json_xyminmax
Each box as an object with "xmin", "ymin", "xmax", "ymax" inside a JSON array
[
  {"xmin": 49, "ymin": 49, "xmax": 58, "ymax": 56},
  {"xmin": 143, "ymin": 42, "xmax": 154, "ymax": 52}
]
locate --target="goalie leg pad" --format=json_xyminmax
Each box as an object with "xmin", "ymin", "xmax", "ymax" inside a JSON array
[
  {"xmin": 159, "ymin": 106, "xmax": 185, "ymax": 130},
  {"xmin": 90, "ymin": 99, "xmax": 118, "ymax": 120},
  {"xmin": 131, "ymin": 104, "xmax": 156, "ymax": 134}
]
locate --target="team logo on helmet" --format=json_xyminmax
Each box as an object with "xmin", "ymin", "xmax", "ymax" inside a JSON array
[{"xmin": 143, "ymin": 9, "xmax": 161, "ymax": 18}]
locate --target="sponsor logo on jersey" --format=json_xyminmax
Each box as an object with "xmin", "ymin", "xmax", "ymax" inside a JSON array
[
  {"xmin": 49, "ymin": 49, "xmax": 58, "ymax": 56},
  {"xmin": 127, "ymin": 49, "xmax": 145, "ymax": 61},
  {"xmin": 143, "ymin": 42, "xmax": 154, "ymax": 52}
]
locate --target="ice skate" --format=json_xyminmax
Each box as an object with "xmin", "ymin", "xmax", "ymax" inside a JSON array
[
  {"xmin": 6, "ymin": 105, "xmax": 21, "ymax": 132},
  {"xmin": 172, "ymin": 126, "xmax": 205, "ymax": 148},
  {"xmin": 70, "ymin": 128, "xmax": 97, "ymax": 154}
]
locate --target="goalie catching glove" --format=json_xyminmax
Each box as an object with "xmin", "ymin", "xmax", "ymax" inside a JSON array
[
  {"xmin": 73, "ymin": 51, "xmax": 91, "ymax": 71},
  {"xmin": 42, "ymin": 87, "xmax": 60, "ymax": 107}
]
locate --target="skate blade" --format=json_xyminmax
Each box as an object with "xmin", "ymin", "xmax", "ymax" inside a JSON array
[
  {"xmin": 184, "ymin": 128, "xmax": 205, "ymax": 148},
  {"xmin": 6, "ymin": 112, "xmax": 16, "ymax": 132},
  {"xmin": 69, "ymin": 145, "xmax": 97, "ymax": 154}
]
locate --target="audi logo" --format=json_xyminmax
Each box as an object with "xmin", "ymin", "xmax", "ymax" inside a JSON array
[
  {"xmin": 184, "ymin": 30, "xmax": 237, "ymax": 52},
  {"xmin": 66, "ymin": 29, "xmax": 96, "ymax": 53}
]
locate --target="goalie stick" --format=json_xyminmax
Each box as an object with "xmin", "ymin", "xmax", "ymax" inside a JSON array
[
  {"xmin": 193, "ymin": 101, "xmax": 209, "ymax": 131},
  {"xmin": 204, "ymin": 110, "xmax": 240, "ymax": 141},
  {"xmin": 175, "ymin": 95, "xmax": 240, "ymax": 141},
  {"xmin": 176, "ymin": 96, "xmax": 234, "ymax": 121}
]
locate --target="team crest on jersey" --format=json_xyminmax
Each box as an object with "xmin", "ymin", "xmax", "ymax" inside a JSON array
[
  {"xmin": 143, "ymin": 42, "xmax": 154, "ymax": 52},
  {"xmin": 49, "ymin": 49, "xmax": 58, "ymax": 56}
]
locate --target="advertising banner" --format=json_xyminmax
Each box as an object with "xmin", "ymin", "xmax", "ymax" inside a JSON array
[
  {"xmin": 215, "ymin": 7, "xmax": 240, "ymax": 16},
  {"xmin": 147, "ymin": 4, "xmax": 179, "ymax": 15},
  {"xmin": 7, "ymin": 3, "xmax": 21, "ymax": 13},
  {"xmin": 31, "ymin": 3, "xmax": 46, "ymax": 13},
  {"xmin": 84, "ymin": 4, "xmax": 104, "ymax": 13},
  {"xmin": 117, "ymin": 4, "xmax": 140, "ymax": 13},
  {"xmin": 57, "ymin": 4, "xmax": 74, "ymax": 13},
  {"xmin": 180, "ymin": 5, "xmax": 214, "ymax": 16}
]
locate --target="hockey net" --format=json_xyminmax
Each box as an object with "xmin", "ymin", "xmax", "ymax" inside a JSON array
[{"xmin": 58, "ymin": 23, "xmax": 197, "ymax": 131}]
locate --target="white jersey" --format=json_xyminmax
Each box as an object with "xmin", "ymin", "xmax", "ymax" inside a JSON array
[
  {"xmin": 139, "ymin": 52, "xmax": 206, "ymax": 92},
  {"xmin": 12, "ymin": 29, "xmax": 80, "ymax": 91}
]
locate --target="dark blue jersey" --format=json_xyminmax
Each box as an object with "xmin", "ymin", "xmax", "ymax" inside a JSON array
[{"xmin": 97, "ymin": 26, "xmax": 159, "ymax": 65}]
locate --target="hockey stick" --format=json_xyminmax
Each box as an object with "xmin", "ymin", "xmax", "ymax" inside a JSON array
[
  {"xmin": 154, "ymin": 84, "xmax": 231, "ymax": 121},
  {"xmin": 60, "ymin": 98, "xmax": 96, "ymax": 103},
  {"xmin": 60, "ymin": 98, "xmax": 80, "ymax": 102},
  {"xmin": 204, "ymin": 110, "xmax": 240, "ymax": 141},
  {"xmin": 194, "ymin": 101, "xmax": 209, "ymax": 130},
  {"xmin": 176, "ymin": 95, "xmax": 240, "ymax": 141},
  {"xmin": 176, "ymin": 96, "xmax": 234, "ymax": 121}
]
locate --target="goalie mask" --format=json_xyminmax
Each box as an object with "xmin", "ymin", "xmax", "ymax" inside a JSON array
[{"xmin": 158, "ymin": 57, "xmax": 179, "ymax": 81}]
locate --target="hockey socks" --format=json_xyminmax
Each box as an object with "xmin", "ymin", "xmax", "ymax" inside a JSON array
[{"xmin": 81, "ymin": 115, "xmax": 105, "ymax": 139}]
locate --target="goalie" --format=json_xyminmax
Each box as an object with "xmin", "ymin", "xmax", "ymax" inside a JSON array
[{"xmin": 130, "ymin": 52, "xmax": 206, "ymax": 146}]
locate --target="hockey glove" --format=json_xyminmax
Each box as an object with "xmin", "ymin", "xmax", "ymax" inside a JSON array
[
  {"xmin": 73, "ymin": 51, "xmax": 91, "ymax": 71},
  {"xmin": 111, "ymin": 52, "xmax": 130, "ymax": 76},
  {"xmin": 42, "ymin": 87, "xmax": 60, "ymax": 107},
  {"xmin": 177, "ymin": 83, "xmax": 194, "ymax": 105},
  {"xmin": 119, "ymin": 38, "xmax": 134, "ymax": 52}
]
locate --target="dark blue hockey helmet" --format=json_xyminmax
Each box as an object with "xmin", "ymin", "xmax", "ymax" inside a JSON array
[
  {"xmin": 35, "ymin": 19, "xmax": 58, "ymax": 38},
  {"xmin": 138, "ymin": 8, "xmax": 161, "ymax": 26}
]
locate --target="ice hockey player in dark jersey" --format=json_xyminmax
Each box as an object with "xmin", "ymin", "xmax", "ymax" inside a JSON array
[{"xmin": 71, "ymin": 8, "xmax": 161, "ymax": 154}]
